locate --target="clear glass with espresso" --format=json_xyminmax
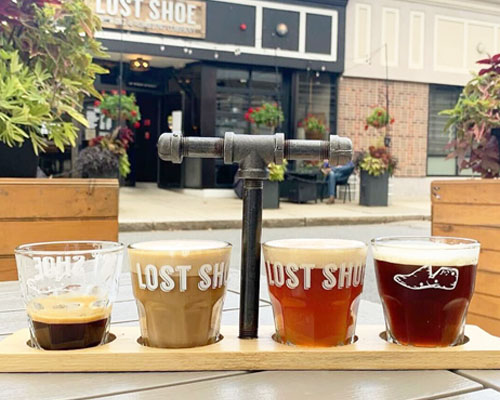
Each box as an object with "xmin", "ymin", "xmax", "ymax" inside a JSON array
[
  {"xmin": 372, "ymin": 236, "xmax": 480, "ymax": 347},
  {"xmin": 15, "ymin": 241, "xmax": 124, "ymax": 350},
  {"xmin": 128, "ymin": 240, "xmax": 232, "ymax": 348},
  {"xmin": 262, "ymin": 239, "xmax": 367, "ymax": 347}
]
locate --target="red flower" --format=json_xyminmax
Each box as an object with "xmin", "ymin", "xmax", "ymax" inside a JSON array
[
  {"xmin": 133, "ymin": 121, "xmax": 141, "ymax": 129},
  {"xmin": 121, "ymin": 89, "xmax": 126, "ymax": 95},
  {"xmin": 101, "ymin": 108, "xmax": 109, "ymax": 115},
  {"xmin": 244, "ymin": 112, "xmax": 250, "ymax": 121},
  {"xmin": 248, "ymin": 107, "xmax": 254, "ymax": 114},
  {"xmin": 130, "ymin": 110, "xmax": 137, "ymax": 117},
  {"xmin": 94, "ymin": 100, "xmax": 101, "ymax": 107},
  {"xmin": 111, "ymin": 89, "xmax": 118, "ymax": 95},
  {"xmin": 101, "ymin": 90, "xmax": 106, "ymax": 95},
  {"xmin": 377, "ymin": 110, "xmax": 383, "ymax": 116},
  {"xmin": 390, "ymin": 118, "xmax": 395, "ymax": 124},
  {"xmin": 145, "ymin": 132, "xmax": 151, "ymax": 140},
  {"xmin": 298, "ymin": 121, "xmax": 303, "ymax": 127},
  {"xmin": 364, "ymin": 125, "xmax": 369, "ymax": 131},
  {"xmin": 144, "ymin": 119, "xmax": 151, "ymax": 127},
  {"xmin": 256, "ymin": 107, "xmax": 261, "ymax": 112}
]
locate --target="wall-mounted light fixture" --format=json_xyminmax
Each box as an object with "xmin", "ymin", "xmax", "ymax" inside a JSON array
[
  {"xmin": 130, "ymin": 58, "xmax": 150, "ymax": 72},
  {"xmin": 276, "ymin": 23, "xmax": 288, "ymax": 37}
]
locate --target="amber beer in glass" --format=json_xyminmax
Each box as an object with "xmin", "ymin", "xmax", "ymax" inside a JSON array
[
  {"xmin": 262, "ymin": 239, "xmax": 367, "ymax": 347},
  {"xmin": 372, "ymin": 237, "xmax": 480, "ymax": 347}
]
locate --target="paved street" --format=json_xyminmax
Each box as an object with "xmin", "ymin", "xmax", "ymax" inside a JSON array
[{"xmin": 119, "ymin": 220, "xmax": 430, "ymax": 304}]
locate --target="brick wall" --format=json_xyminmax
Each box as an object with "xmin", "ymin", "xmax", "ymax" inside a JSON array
[{"xmin": 336, "ymin": 76, "xmax": 429, "ymax": 177}]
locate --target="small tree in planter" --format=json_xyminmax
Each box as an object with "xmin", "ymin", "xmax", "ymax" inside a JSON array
[
  {"xmin": 245, "ymin": 103, "xmax": 284, "ymax": 135},
  {"xmin": 0, "ymin": 0, "xmax": 107, "ymax": 177},
  {"xmin": 300, "ymin": 115, "xmax": 327, "ymax": 140},
  {"xmin": 264, "ymin": 161, "xmax": 287, "ymax": 209},
  {"xmin": 439, "ymin": 53, "xmax": 500, "ymax": 178},
  {"xmin": 355, "ymin": 146, "xmax": 397, "ymax": 206}
]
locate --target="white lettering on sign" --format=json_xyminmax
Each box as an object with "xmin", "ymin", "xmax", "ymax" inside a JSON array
[
  {"xmin": 135, "ymin": 262, "xmax": 228, "ymax": 292},
  {"xmin": 90, "ymin": 0, "xmax": 206, "ymax": 39},
  {"xmin": 266, "ymin": 261, "xmax": 366, "ymax": 290}
]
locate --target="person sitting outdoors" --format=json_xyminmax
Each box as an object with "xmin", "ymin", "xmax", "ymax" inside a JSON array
[{"xmin": 320, "ymin": 159, "xmax": 355, "ymax": 204}]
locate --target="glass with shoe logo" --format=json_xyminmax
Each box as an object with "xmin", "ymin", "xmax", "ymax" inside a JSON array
[{"xmin": 372, "ymin": 236, "xmax": 480, "ymax": 347}]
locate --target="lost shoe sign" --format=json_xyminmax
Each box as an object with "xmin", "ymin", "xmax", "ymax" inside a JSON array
[{"xmin": 87, "ymin": 0, "xmax": 206, "ymax": 39}]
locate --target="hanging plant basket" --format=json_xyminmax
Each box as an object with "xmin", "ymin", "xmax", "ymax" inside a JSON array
[{"xmin": 365, "ymin": 107, "xmax": 395, "ymax": 130}]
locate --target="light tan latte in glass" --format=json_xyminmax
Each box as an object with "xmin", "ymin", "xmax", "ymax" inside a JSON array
[{"xmin": 128, "ymin": 240, "xmax": 232, "ymax": 348}]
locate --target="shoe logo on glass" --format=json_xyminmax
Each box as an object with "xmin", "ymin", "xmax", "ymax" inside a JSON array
[{"xmin": 393, "ymin": 266, "xmax": 459, "ymax": 290}]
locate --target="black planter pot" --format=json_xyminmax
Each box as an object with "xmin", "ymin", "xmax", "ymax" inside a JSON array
[
  {"xmin": 0, "ymin": 141, "xmax": 38, "ymax": 177},
  {"xmin": 359, "ymin": 170, "xmax": 389, "ymax": 206},
  {"xmin": 263, "ymin": 180, "xmax": 280, "ymax": 209}
]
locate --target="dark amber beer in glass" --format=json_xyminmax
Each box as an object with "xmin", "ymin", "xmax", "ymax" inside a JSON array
[
  {"xmin": 263, "ymin": 239, "xmax": 367, "ymax": 347},
  {"xmin": 372, "ymin": 237, "xmax": 480, "ymax": 347}
]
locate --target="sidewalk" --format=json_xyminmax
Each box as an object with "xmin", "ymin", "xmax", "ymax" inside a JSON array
[{"xmin": 119, "ymin": 183, "xmax": 430, "ymax": 231}]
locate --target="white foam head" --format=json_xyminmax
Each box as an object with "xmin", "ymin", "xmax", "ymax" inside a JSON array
[
  {"xmin": 262, "ymin": 239, "xmax": 367, "ymax": 267},
  {"xmin": 129, "ymin": 240, "xmax": 230, "ymax": 252},
  {"xmin": 128, "ymin": 240, "xmax": 232, "ymax": 275},
  {"xmin": 371, "ymin": 237, "xmax": 479, "ymax": 267}
]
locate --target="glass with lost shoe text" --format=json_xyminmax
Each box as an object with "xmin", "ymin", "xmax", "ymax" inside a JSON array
[
  {"xmin": 263, "ymin": 239, "xmax": 367, "ymax": 347},
  {"xmin": 15, "ymin": 241, "xmax": 124, "ymax": 350},
  {"xmin": 372, "ymin": 237, "xmax": 480, "ymax": 347}
]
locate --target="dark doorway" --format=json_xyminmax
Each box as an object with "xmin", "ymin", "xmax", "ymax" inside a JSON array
[
  {"xmin": 133, "ymin": 93, "xmax": 162, "ymax": 182},
  {"xmin": 158, "ymin": 92, "xmax": 184, "ymax": 188}
]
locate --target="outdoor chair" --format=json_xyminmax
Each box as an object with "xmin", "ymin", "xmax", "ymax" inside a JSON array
[{"xmin": 319, "ymin": 166, "xmax": 355, "ymax": 203}]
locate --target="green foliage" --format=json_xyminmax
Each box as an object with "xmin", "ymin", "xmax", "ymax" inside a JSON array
[
  {"xmin": 355, "ymin": 146, "xmax": 397, "ymax": 177},
  {"xmin": 439, "ymin": 54, "xmax": 500, "ymax": 178},
  {"xmin": 0, "ymin": 0, "xmax": 107, "ymax": 154},
  {"xmin": 359, "ymin": 156, "xmax": 386, "ymax": 176},
  {"xmin": 365, "ymin": 107, "xmax": 394, "ymax": 130},
  {"xmin": 245, "ymin": 103, "xmax": 284, "ymax": 128},
  {"xmin": 300, "ymin": 115, "xmax": 326, "ymax": 135},
  {"xmin": 98, "ymin": 91, "xmax": 141, "ymax": 123},
  {"xmin": 268, "ymin": 160, "xmax": 288, "ymax": 182}
]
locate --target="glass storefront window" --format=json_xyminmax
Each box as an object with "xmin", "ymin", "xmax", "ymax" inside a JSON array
[
  {"xmin": 295, "ymin": 72, "xmax": 335, "ymax": 140},
  {"xmin": 427, "ymin": 85, "xmax": 462, "ymax": 176},
  {"xmin": 215, "ymin": 67, "xmax": 284, "ymax": 186}
]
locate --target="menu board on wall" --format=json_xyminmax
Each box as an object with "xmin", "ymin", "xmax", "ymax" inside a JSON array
[{"xmin": 87, "ymin": 0, "xmax": 206, "ymax": 39}]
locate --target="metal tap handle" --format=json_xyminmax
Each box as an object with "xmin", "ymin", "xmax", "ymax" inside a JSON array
[
  {"xmin": 158, "ymin": 132, "xmax": 353, "ymax": 166},
  {"xmin": 157, "ymin": 131, "xmax": 353, "ymax": 339}
]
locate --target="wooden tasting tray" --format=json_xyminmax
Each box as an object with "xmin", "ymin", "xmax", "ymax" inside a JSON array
[{"xmin": 0, "ymin": 325, "xmax": 499, "ymax": 372}]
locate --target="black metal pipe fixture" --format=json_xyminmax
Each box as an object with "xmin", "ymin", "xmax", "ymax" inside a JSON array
[{"xmin": 158, "ymin": 132, "xmax": 353, "ymax": 339}]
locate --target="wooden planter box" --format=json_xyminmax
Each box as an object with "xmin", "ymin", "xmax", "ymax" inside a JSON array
[
  {"xmin": 0, "ymin": 178, "xmax": 119, "ymax": 281},
  {"xmin": 431, "ymin": 179, "xmax": 500, "ymax": 336}
]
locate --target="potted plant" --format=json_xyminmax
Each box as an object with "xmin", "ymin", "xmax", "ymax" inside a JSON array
[
  {"xmin": 87, "ymin": 91, "xmax": 141, "ymax": 180},
  {"xmin": 439, "ymin": 54, "xmax": 500, "ymax": 178},
  {"xmin": 75, "ymin": 146, "xmax": 119, "ymax": 179},
  {"xmin": 433, "ymin": 53, "xmax": 500, "ymax": 335},
  {"xmin": 0, "ymin": 0, "xmax": 107, "ymax": 177},
  {"xmin": 264, "ymin": 161, "xmax": 287, "ymax": 209},
  {"xmin": 364, "ymin": 107, "xmax": 395, "ymax": 130},
  {"xmin": 300, "ymin": 115, "xmax": 327, "ymax": 140},
  {"xmin": 355, "ymin": 145, "xmax": 397, "ymax": 206},
  {"xmin": 77, "ymin": 126, "xmax": 134, "ymax": 179},
  {"xmin": 245, "ymin": 103, "xmax": 284, "ymax": 135}
]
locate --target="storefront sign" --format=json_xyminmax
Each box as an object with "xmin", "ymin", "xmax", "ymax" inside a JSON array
[{"xmin": 88, "ymin": 0, "xmax": 206, "ymax": 39}]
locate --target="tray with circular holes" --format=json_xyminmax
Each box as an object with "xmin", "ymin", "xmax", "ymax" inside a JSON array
[{"xmin": 0, "ymin": 325, "xmax": 499, "ymax": 372}]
